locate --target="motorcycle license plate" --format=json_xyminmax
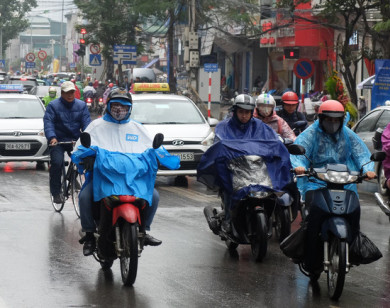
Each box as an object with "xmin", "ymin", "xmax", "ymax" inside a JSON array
[
  {"xmin": 5, "ymin": 143, "xmax": 30, "ymax": 150},
  {"xmin": 174, "ymin": 152, "xmax": 194, "ymax": 161}
]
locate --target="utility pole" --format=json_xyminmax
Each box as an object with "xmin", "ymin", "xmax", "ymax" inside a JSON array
[
  {"xmin": 59, "ymin": 0, "xmax": 64, "ymax": 71},
  {"xmin": 184, "ymin": 0, "xmax": 199, "ymax": 91}
]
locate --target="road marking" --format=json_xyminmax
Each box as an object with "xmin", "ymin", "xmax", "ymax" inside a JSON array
[{"xmin": 159, "ymin": 186, "xmax": 218, "ymax": 203}]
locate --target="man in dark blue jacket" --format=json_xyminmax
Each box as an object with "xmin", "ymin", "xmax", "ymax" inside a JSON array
[{"xmin": 44, "ymin": 81, "xmax": 91, "ymax": 204}]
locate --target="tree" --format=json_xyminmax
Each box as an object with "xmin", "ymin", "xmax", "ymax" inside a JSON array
[
  {"xmin": 73, "ymin": 0, "xmax": 141, "ymax": 81},
  {"xmin": 0, "ymin": 0, "xmax": 37, "ymax": 56}
]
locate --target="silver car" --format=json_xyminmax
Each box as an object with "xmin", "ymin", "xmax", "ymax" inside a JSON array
[
  {"xmin": 130, "ymin": 93, "xmax": 218, "ymax": 177},
  {"xmin": 351, "ymin": 106, "xmax": 390, "ymax": 194},
  {"xmin": 0, "ymin": 93, "xmax": 49, "ymax": 164}
]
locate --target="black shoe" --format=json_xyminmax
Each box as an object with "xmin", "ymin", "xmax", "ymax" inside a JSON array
[
  {"xmin": 144, "ymin": 234, "xmax": 162, "ymax": 246},
  {"xmin": 83, "ymin": 233, "xmax": 96, "ymax": 256},
  {"xmin": 53, "ymin": 194, "xmax": 63, "ymax": 204},
  {"xmin": 221, "ymin": 220, "xmax": 231, "ymax": 233}
]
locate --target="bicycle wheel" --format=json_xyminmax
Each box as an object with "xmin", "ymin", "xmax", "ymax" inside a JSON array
[
  {"xmin": 71, "ymin": 167, "xmax": 85, "ymax": 218},
  {"xmin": 50, "ymin": 164, "xmax": 66, "ymax": 212}
]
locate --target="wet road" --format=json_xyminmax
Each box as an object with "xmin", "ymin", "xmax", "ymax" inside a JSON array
[{"xmin": 1, "ymin": 162, "xmax": 390, "ymax": 307}]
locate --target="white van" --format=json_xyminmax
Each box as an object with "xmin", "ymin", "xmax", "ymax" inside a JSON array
[{"xmin": 123, "ymin": 68, "xmax": 156, "ymax": 83}]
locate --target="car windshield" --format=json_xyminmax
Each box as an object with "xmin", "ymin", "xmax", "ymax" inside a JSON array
[
  {"xmin": 0, "ymin": 97, "xmax": 44, "ymax": 118},
  {"xmin": 9, "ymin": 79, "xmax": 37, "ymax": 86},
  {"xmin": 131, "ymin": 99, "xmax": 205, "ymax": 124}
]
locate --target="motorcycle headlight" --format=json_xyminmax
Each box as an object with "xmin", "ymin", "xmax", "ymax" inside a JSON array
[
  {"xmin": 201, "ymin": 131, "xmax": 215, "ymax": 147},
  {"xmin": 317, "ymin": 171, "xmax": 358, "ymax": 184},
  {"xmin": 38, "ymin": 129, "xmax": 45, "ymax": 137}
]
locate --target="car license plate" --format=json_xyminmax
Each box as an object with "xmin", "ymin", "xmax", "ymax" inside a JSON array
[
  {"xmin": 5, "ymin": 143, "xmax": 31, "ymax": 150},
  {"xmin": 174, "ymin": 152, "xmax": 194, "ymax": 161}
]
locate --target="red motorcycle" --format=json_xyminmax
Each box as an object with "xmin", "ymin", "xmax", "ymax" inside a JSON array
[
  {"xmin": 85, "ymin": 97, "xmax": 93, "ymax": 112},
  {"xmin": 77, "ymin": 132, "xmax": 165, "ymax": 286}
]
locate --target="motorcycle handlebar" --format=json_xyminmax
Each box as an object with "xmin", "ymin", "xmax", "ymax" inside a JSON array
[{"xmin": 49, "ymin": 141, "xmax": 76, "ymax": 147}]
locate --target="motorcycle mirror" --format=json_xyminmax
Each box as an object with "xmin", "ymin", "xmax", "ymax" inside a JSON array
[
  {"xmin": 295, "ymin": 121, "xmax": 307, "ymax": 128},
  {"xmin": 153, "ymin": 133, "xmax": 164, "ymax": 149},
  {"xmin": 370, "ymin": 151, "xmax": 386, "ymax": 162},
  {"xmin": 288, "ymin": 144, "xmax": 306, "ymax": 155},
  {"xmin": 80, "ymin": 132, "xmax": 91, "ymax": 148}
]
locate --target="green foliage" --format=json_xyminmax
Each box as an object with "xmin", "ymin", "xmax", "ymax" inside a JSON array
[
  {"xmin": 325, "ymin": 77, "xmax": 337, "ymax": 100},
  {"xmin": 345, "ymin": 101, "xmax": 358, "ymax": 126},
  {"xmin": 0, "ymin": 0, "xmax": 37, "ymax": 55}
]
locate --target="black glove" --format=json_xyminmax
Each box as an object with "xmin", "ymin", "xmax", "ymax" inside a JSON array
[{"xmin": 82, "ymin": 156, "xmax": 95, "ymax": 171}]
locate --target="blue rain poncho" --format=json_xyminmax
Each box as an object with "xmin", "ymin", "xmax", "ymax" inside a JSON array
[
  {"xmin": 197, "ymin": 139, "xmax": 292, "ymax": 202},
  {"xmin": 290, "ymin": 120, "xmax": 374, "ymax": 199},
  {"xmin": 72, "ymin": 145, "xmax": 180, "ymax": 205}
]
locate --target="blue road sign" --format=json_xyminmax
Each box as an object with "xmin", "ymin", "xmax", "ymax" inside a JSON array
[
  {"xmin": 113, "ymin": 45, "xmax": 137, "ymax": 65},
  {"xmin": 204, "ymin": 63, "xmax": 218, "ymax": 73},
  {"xmin": 89, "ymin": 54, "xmax": 102, "ymax": 66},
  {"xmin": 25, "ymin": 62, "xmax": 36, "ymax": 68},
  {"xmin": 293, "ymin": 59, "xmax": 314, "ymax": 80},
  {"xmin": 0, "ymin": 60, "xmax": 5, "ymax": 69}
]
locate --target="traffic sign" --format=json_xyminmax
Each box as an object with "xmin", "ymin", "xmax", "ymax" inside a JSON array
[
  {"xmin": 25, "ymin": 62, "xmax": 36, "ymax": 68},
  {"xmin": 90, "ymin": 44, "xmax": 101, "ymax": 54},
  {"xmin": 37, "ymin": 50, "xmax": 47, "ymax": 61},
  {"xmin": 89, "ymin": 54, "xmax": 102, "ymax": 66},
  {"xmin": 113, "ymin": 45, "xmax": 136, "ymax": 65},
  {"xmin": 293, "ymin": 58, "xmax": 314, "ymax": 80},
  {"xmin": 0, "ymin": 60, "xmax": 5, "ymax": 69},
  {"xmin": 25, "ymin": 53, "xmax": 35, "ymax": 62},
  {"xmin": 204, "ymin": 63, "xmax": 218, "ymax": 73}
]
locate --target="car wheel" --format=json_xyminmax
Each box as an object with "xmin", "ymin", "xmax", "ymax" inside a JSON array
[
  {"xmin": 36, "ymin": 161, "xmax": 46, "ymax": 170},
  {"xmin": 174, "ymin": 175, "xmax": 188, "ymax": 187}
]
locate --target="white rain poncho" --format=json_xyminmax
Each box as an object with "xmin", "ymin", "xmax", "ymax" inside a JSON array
[{"xmin": 290, "ymin": 120, "xmax": 374, "ymax": 199}]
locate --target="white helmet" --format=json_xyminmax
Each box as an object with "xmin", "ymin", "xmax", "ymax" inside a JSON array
[
  {"xmin": 233, "ymin": 94, "xmax": 255, "ymax": 110},
  {"xmin": 255, "ymin": 93, "xmax": 276, "ymax": 117}
]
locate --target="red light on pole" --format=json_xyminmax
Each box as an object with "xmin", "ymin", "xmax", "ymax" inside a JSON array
[
  {"xmin": 80, "ymin": 28, "xmax": 87, "ymax": 35},
  {"xmin": 79, "ymin": 38, "xmax": 86, "ymax": 44}
]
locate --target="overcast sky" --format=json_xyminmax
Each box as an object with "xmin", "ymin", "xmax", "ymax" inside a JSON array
[{"xmin": 30, "ymin": 0, "xmax": 77, "ymax": 22}]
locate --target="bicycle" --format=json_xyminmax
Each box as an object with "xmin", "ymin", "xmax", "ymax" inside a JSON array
[{"xmin": 49, "ymin": 141, "xmax": 85, "ymax": 217}]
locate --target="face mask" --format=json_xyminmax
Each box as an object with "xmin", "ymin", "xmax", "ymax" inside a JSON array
[
  {"xmin": 49, "ymin": 92, "xmax": 56, "ymax": 98},
  {"xmin": 110, "ymin": 104, "xmax": 130, "ymax": 121},
  {"xmin": 322, "ymin": 119, "xmax": 341, "ymax": 134},
  {"xmin": 258, "ymin": 106, "xmax": 273, "ymax": 117}
]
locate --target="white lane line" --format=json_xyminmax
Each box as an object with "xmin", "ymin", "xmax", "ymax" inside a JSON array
[{"xmin": 159, "ymin": 186, "xmax": 218, "ymax": 203}]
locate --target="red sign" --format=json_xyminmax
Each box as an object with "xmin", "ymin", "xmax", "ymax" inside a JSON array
[
  {"xmin": 90, "ymin": 44, "xmax": 101, "ymax": 54},
  {"xmin": 293, "ymin": 58, "xmax": 314, "ymax": 80},
  {"xmin": 25, "ymin": 52, "xmax": 35, "ymax": 62},
  {"xmin": 38, "ymin": 50, "xmax": 47, "ymax": 61}
]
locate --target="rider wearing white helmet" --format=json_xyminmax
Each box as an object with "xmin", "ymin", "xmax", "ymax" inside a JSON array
[{"xmin": 254, "ymin": 93, "xmax": 296, "ymax": 141}]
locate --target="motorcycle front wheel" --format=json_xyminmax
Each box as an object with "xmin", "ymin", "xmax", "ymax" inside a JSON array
[
  {"xmin": 120, "ymin": 222, "xmax": 139, "ymax": 286},
  {"xmin": 251, "ymin": 212, "xmax": 268, "ymax": 262},
  {"xmin": 327, "ymin": 237, "xmax": 347, "ymax": 300}
]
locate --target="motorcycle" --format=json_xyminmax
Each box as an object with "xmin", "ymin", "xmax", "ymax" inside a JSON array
[
  {"xmin": 97, "ymin": 97, "xmax": 104, "ymax": 115},
  {"xmin": 85, "ymin": 97, "xmax": 93, "ymax": 112},
  {"xmin": 288, "ymin": 144, "xmax": 385, "ymax": 300},
  {"xmin": 73, "ymin": 132, "xmax": 179, "ymax": 286},
  {"xmin": 198, "ymin": 139, "xmax": 293, "ymax": 262}
]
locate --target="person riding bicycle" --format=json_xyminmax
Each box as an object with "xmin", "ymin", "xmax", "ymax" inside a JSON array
[
  {"xmin": 78, "ymin": 88, "xmax": 163, "ymax": 256},
  {"xmin": 254, "ymin": 93, "xmax": 296, "ymax": 141},
  {"xmin": 290, "ymin": 99, "xmax": 376, "ymax": 277},
  {"xmin": 43, "ymin": 81, "xmax": 91, "ymax": 204},
  {"xmin": 213, "ymin": 94, "xmax": 280, "ymax": 232},
  {"xmin": 277, "ymin": 91, "xmax": 308, "ymax": 134},
  {"xmin": 42, "ymin": 86, "xmax": 58, "ymax": 107}
]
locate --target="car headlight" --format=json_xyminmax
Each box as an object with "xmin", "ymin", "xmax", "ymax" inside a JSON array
[
  {"xmin": 201, "ymin": 131, "xmax": 215, "ymax": 146},
  {"xmin": 38, "ymin": 129, "xmax": 45, "ymax": 137},
  {"xmin": 317, "ymin": 171, "xmax": 358, "ymax": 184}
]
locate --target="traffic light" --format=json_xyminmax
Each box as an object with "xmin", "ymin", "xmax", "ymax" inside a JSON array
[
  {"xmin": 283, "ymin": 48, "xmax": 299, "ymax": 59},
  {"xmin": 76, "ymin": 43, "xmax": 86, "ymax": 57}
]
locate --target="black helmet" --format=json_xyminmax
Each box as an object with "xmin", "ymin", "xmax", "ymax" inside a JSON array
[
  {"xmin": 233, "ymin": 94, "xmax": 255, "ymax": 110},
  {"xmin": 107, "ymin": 87, "xmax": 132, "ymax": 104}
]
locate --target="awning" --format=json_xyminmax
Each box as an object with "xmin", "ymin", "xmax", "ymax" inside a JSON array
[
  {"xmin": 142, "ymin": 58, "xmax": 159, "ymax": 68},
  {"xmin": 357, "ymin": 75, "xmax": 375, "ymax": 90},
  {"xmin": 213, "ymin": 34, "xmax": 251, "ymax": 54}
]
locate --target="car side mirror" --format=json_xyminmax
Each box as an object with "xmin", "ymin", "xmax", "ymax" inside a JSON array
[
  {"xmin": 288, "ymin": 144, "xmax": 306, "ymax": 155},
  {"xmin": 208, "ymin": 118, "xmax": 219, "ymax": 127},
  {"xmin": 153, "ymin": 133, "xmax": 164, "ymax": 149},
  {"xmin": 80, "ymin": 132, "xmax": 91, "ymax": 148}
]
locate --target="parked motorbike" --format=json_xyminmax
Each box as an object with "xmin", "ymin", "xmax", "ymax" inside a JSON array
[
  {"xmin": 198, "ymin": 139, "xmax": 293, "ymax": 262},
  {"xmin": 75, "ymin": 132, "xmax": 171, "ymax": 286},
  {"xmin": 288, "ymin": 144, "xmax": 385, "ymax": 300}
]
